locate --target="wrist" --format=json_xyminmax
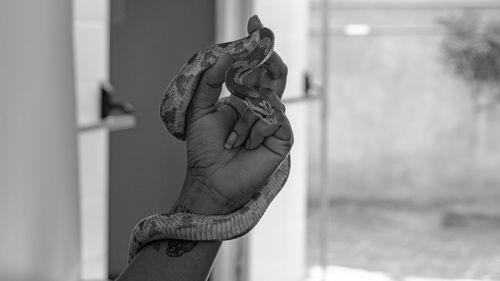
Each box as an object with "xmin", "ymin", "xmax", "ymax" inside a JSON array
[{"xmin": 172, "ymin": 176, "xmax": 237, "ymax": 215}]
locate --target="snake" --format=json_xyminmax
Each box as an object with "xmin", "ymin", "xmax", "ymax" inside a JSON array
[{"xmin": 128, "ymin": 20, "xmax": 291, "ymax": 262}]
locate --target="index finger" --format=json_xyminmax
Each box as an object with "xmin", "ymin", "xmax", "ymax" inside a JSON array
[
  {"xmin": 261, "ymin": 52, "xmax": 288, "ymax": 99},
  {"xmin": 247, "ymin": 15, "xmax": 264, "ymax": 34}
]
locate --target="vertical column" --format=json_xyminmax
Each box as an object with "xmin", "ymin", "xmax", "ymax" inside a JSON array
[
  {"xmin": 213, "ymin": 2, "xmax": 254, "ymax": 281},
  {"xmin": 0, "ymin": 1, "xmax": 80, "ymax": 281},
  {"xmin": 213, "ymin": 2, "xmax": 308, "ymax": 280},
  {"xmin": 250, "ymin": 1, "xmax": 309, "ymax": 281},
  {"xmin": 73, "ymin": 0, "xmax": 110, "ymax": 279}
]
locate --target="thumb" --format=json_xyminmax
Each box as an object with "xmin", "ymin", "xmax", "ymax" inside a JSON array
[{"xmin": 189, "ymin": 53, "xmax": 233, "ymax": 117}]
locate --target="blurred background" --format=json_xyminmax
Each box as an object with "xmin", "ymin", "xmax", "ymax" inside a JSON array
[{"xmin": 1, "ymin": 0, "xmax": 499, "ymax": 281}]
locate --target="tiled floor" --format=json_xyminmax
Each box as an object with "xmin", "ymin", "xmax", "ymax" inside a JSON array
[
  {"xmin": 307, "ymin": 201, "xmax": 500, "ymax": 280},
  {"xmin": 305, "ymin": 265, "xmax": 488, "ymax": 281}
]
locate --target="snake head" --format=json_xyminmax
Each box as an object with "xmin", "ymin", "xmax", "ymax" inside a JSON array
[
  {"xmin": 243, "ymin": 96, "xmax": 277, "ymax": 125},
  {"xmin": 224, "ymin": 26, "xmax": 276, "ymax": 124},
  {"xmin": 256, "ymin": 28, "xmax": 274, "ymax": 58},
  {"xmin": 225, "ymin": 63, "xmax": 277, "ymax": 125}
]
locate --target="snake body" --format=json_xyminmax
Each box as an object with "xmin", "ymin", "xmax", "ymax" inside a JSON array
[{"xmin": 128, "ymin": 25, "xmax": 290, "ymax": 262}]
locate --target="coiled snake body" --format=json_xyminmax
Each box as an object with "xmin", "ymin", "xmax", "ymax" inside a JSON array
[{"xmin": 128, "ymin": 24, "xmax": 290, "ymax": 262}]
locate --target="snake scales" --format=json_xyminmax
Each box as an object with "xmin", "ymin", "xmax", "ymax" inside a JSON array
[{"xmin": 128, "ymin": 19, "xmax": 291, "ymax": 262}]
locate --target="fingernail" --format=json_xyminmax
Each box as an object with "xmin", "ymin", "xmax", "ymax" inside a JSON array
[
  {"xmin": 224, "ymin": 131, "xmax": 238, "ymax": 150},
  {"xmin": 251, "ymin": 14, "xmax": 262, "ymax": 24}
]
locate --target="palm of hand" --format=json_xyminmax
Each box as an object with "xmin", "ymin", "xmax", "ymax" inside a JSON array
[{"xmin": 185, "ymin": 104, "xmax": 284, "ymax": 211}]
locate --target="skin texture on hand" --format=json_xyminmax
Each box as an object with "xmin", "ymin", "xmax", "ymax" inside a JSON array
[
  {"xmin": 117, "ymin": 15, "xmax": 292, "ymax": 281},
  {"xmin": 173, "ymin": 16, "xmax": 292, "ymax": 216}
]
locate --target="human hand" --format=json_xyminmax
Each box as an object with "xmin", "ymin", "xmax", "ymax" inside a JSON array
[{"xmin": 173, "ymin": 16, "xmax": 293, "ymax": 215}]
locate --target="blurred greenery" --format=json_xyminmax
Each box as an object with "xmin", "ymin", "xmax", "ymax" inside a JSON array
[{"xmin": 440, "ymin": 12, "xmax": 500, "ymax": 86}]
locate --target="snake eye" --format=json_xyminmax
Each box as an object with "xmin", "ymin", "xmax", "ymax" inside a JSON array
[{"xmin": 243, "ymin": 96, "xmax": 276, "ymax": 124}]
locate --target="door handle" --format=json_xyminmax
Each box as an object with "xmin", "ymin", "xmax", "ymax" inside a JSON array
[{"xmin": 100, "ymin": 82, "xmax": 134, "ymax": 119}]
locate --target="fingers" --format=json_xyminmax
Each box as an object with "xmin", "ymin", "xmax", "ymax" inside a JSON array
[
  {"xmin": 223, "ymin": 96, "xmax": 259, "ymax": 149},
  {"xmin": 263, "ymin": 110, "xmax": 293, "ymax": 158},
  {"xmin": 247, "ymin": 15, "xmax": 264, "ymax": 34},
  {"xmin": 188, "ymin": 53, "xmax": 234, "ymax": 119},
  {"xmin": 247, "ymin": 15, "xmax": 288, "ymax": 98},
  {"xmin": 245, "ymin": 117, "xmax": 280, "ymax": 150},
  {"xmin": 261, "ymin": 52, "xmax": 288, "ymax": 98},
  {"xmin": 224, "ymin": 89, "xmax": 293, "ymax": 157},
  {"xmin": 263, "ymin": 52, "xmax": 287, "ymax": 82},
  {"xmin": 243, "ymin": 106, "xmax": 293, "ymax": 158},
  {"xmin": 243, "ymin": 89, "xmax": 285, "ymax": 150},
  {"xmin": 260, "ymin": 88, "xmax": 285, "ymax": 113},
  {"xmin": 247, "ymin": 14, "xmax": 288, "ymax": 99}
]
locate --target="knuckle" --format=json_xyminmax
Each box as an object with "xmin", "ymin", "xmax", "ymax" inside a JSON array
[
  {"xmin": 276, "ymin": 109, "xmax": 285, "ymax": 122},
  {"xmin": 280, "ymin": 63, "xmax": 288, "ymax": 76},
  {"xmin": 204, "ymin": 75, "xmax": 220, "ymax": 89},
  {"xmin": 277, "ymin": 102, "xmax": 286, "ymax": 113},
  {"xmin": 234, "ymin": 120, "xmax": 250, "ymax": 135}
]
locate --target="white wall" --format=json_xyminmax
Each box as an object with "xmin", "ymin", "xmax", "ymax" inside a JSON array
[{"xmin": 0, "ymin": 1, "xmax": 80, "ymax": 281}]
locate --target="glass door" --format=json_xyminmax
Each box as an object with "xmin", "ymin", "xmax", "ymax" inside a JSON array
[{"xmin": 307, "ymin": 1, "xmax": 500, "ymax": 280}]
